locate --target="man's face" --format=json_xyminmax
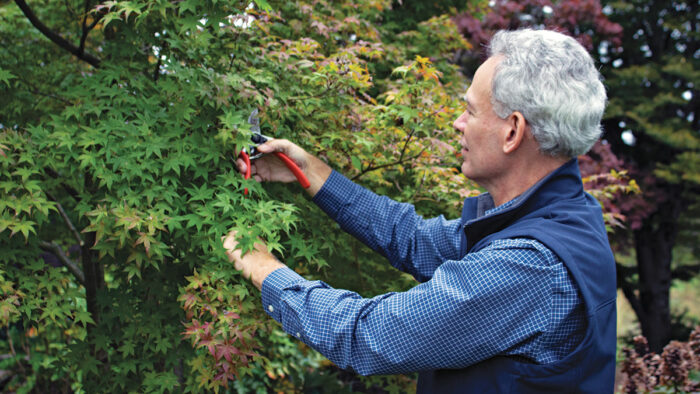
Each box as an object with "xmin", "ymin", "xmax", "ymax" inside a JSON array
[{"xmin": 453, "ymin": 56, "xmax": 510, "ymax": 184}]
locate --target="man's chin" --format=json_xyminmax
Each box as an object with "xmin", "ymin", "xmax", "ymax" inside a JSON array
[
  {"xmin": 460, "ymin": 164, "xmax": 483, "ymax": 185},
  {"xmin": 461, "ymin": 163, "xmax": 470, "ymax": 178}
]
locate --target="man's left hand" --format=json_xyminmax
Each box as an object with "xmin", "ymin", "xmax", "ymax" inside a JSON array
[{"xmin": 222, "ymin": 231, "xmax": 285, "ymax": 290}]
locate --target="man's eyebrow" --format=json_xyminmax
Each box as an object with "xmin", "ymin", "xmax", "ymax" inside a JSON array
[{"xmin": 462, "ymin": 94, "xmax": 474, "ymax": 111}]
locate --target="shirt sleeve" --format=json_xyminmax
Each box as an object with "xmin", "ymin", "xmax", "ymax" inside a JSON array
[
  {"xmin": 312, "ymin": 170, "xmax": 464, "ymax": 282},
  {"xmin": 260, "ymin": 239, "xmax": 558, "ymax": 376}
]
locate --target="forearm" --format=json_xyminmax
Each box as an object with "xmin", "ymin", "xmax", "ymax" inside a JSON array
[{"xmin": 303, "ymin": 153, "xmax": 333, "ymax": 198}]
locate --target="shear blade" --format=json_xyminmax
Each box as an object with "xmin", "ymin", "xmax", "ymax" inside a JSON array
[{"xmin": 248, "ymin": 109, "xmax": 261, "ymax": 133}]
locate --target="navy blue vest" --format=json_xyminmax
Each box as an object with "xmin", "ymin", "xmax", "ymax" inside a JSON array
[{"xmin": 417, "ymin": 159, "xmax": 617, "ymax": 393}]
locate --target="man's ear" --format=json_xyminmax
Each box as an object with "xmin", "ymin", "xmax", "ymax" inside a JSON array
[{"xmin": 502, "ymin": 111, "xmax": 527, "ymax": 154}]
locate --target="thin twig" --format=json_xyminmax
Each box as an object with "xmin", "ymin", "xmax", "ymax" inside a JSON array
[
  {"xmin": 38, "ymin": 241, "xmax": 86, "ymax": 285},
  {"xmin": 6, "ymin": 327, "xmax": 26, "ymax": 374},
  {"xmin": 152, "ymin": 42, "xmax": 165, "ymax": 82},
  {"xmin": 63, "ymin": 0, "xmax": 77, "ymax": 19},
  {"xmin": 352, "ymin": 106, "xmax": 444, "ymax": 180},
  {"xmin": 618, "ymin": 262, "xmax": 644, "ymax": 321},
  {"xmin": 78, "ymin": 0, "xmax": 92, "ymax": 53},
  {"xmin": 13, "ymin": 73, "xmax": 73, "ymax": 105},
  {"xmin": 351, "ymin": 146, "xmax": 428, "ymax": 181},
  {"xmin": 45, "ymin": 191, "xmax": 84, "ymax": 246},
  {"xmin": 14, "ymin": 0, "xmax": 101, "ymax": 68},
  {"xmin": 287, "ymin": 81, "xmax": 335, "ymax": 102},
  {"xmin": 0, "ymin": 34, "xmax": 73, "ymax": 105},
  {"xmin": 398, "ymin": 127, "xmax": 417, "ymax": 161},
  {"xmin": 43, "ymin": 168, "xmax": 81, "ymax": 202},
  {"xmin": 286, "ymin": 89, "xmax": 333, "ymax": 102},
  {"xmin": 410, "ymin": 169, "xmax": 427, "ymax": 201}
]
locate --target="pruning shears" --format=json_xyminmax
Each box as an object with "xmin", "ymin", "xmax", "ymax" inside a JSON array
[{"xmin": 238, "ymin": 109, "xmax": 310, "ymax": 195}]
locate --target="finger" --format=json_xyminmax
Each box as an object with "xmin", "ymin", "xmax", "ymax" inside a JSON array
[
  {"xmin": 222, "ymin": 231, "xmax": 238, "ymax": 248},
  {"xmin": 257, "ymin": 138, "xmax": 289, "ymax": 154},
  {"xmin": 236, "ymin": 158, "xmax": 248, "ymax": 174}
]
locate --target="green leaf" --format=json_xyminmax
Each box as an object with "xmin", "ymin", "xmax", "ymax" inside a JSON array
[
  {"xmin": 178, "ymin": 0, "xmax": 199, "ymax": 15},
  {"xmin": 351, "ymin": 156, "xmax": 362, "ymax": 171},
  {"xmin": 253, "ymin": 0, "xmax": 273, "ymax": 12},
  {"xmin": 0, "ymin": 68, "xmax": 16, "ymax": 87},
  {"xmin": 93, "ymin": 333, "xmax": 111, "ymax": 352},
  {"xmin": 154, "ymin": 336, "xmax": 172, "ymax": 354},
  {"xmin": 11, "ymin": 221, "xmax": 36, "ymax": 241},
  {"xmin": 391, "ymin": 64, "xmax": 412, "ymax": 77},
  {"xmin": 143, "ymin": 371, "xmax": 179, "ymax": 393},
  {"xmin": 74, "ymin": 310, "xmax": 96, "ymax": 327}
]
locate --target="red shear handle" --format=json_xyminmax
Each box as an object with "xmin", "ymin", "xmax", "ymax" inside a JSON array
[
  {"xmin": 239, "ymin": 151, "xmax": 251, "ymax": 195},
  {"xmin": 273, "ymin": 152, "xmax": 311, "ymax": 188}
]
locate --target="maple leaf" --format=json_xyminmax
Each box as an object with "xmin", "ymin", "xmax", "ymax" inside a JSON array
[
  {"xmin": 216, "ymin": 339, "xmax": 242, "ymax": 363},
  {"xmin": 133, "ymin": 231, "xmax": 152, "ymax": 256},
  {"xmin": 222, "ymin": 310, "xmax": 240, "ymax": 323},
  {"xmin": 179, "ymin": 293, "xmax": 199, "ymax": 311}
]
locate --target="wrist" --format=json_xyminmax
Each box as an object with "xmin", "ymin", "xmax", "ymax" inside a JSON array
[
  {"xmin": 305, "ymin": 154, "xmax": 332, "ymax": 198},
  {"xmin": 250, "ymin": 253, "xmax": 285, "ymax": 290}
]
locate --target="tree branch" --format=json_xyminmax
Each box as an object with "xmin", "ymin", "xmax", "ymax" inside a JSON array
[
  {"xmin": 287, "ymin": 79, "xmax": 337, "ymax": 102},
  {"xmin": 43, "ymin": 167, "xmax": 81, "ymax": 201},
  {"xmin": 38, "ymin": 241, "xmax": 86, "ymax": 285},
  {"xmin": 672, "ymin": 264, "xmax": 700, "ymax": 281},
  {"xmin": 63, "ymin": 0, "xmax": 78, "ymax": 20},
  {"xmin": 152, "ymin": 53, "xmax": 162, "ymax": 81},
  {"xmin": 0, "ymin": 41, "xmax": 73, "ymax": 105},
  {"xmin": 14, "ymin": 0, "xmax": 101, "ymax": 68},
  {"xmin": 410, "ymin": 169, "xmax": 427, "ymax": 200},
  {"xmin": 79, "ymin": 0, "xmax": 91, "ymax": 53},
  {"xmin": 287, "ymin": 87, "xmax": 333, "ymax": 101},
  {"xmin": 617, "ymin": 262, "xmax": 644, "ymax": 322},
  {"xmin": 45, "ymin": 191, "xmax": 84, "ymax": 247},
  {"xmin": 15, "ymin": 77, "xmax": 72, "ymax": 105},
  {"xmin": 5, "ymin": 327, "xmax": 26, "ymax": 375},
  {"xmin": 351, "ymin": 146, "xmax": 428, "ymax": 181},
  {"xmin": 78, "ymin": 0, "xmax": 101, "ymax": 54},
  {"xmin": 398, "ymin": 126, "xmax": 417, "ymax": 161},
  {"xmin": 351, "ymin": 105, "xmax": 444, "ymax": 180}
]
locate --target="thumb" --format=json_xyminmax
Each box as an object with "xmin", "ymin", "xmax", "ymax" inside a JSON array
[{"xmin": 257, "ymin": 138, "xmax": 289, "ymax": 154}]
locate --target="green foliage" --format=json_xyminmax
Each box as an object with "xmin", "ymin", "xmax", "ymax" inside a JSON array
[
  {"xmin": 598, "ymin": 0, "xmax": 699, "ymax": 352},
  {"xmin": 380, "ymin": 0, "xmax": 479, "ymax": 34},
  {"xmin": 0, "ymin": 0, "xmax": 476, "ymax": 391},
  {"xmin": 601, "ymin": 0, "xmax": 699, "ymax": 188}
]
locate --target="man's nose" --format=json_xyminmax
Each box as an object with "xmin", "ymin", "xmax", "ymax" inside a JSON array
[{"xmin": 453, "ymin": 112, "xmax": 467, "ymax": 132}]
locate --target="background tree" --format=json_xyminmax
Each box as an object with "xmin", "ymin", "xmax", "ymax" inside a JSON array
[
  {"xmin": 453, "ymin": 0, "xmax": 699, "ymax": 354},
  {"xmin": 599, "ymin": 0, "xmax": 700, "ymax": 353}
]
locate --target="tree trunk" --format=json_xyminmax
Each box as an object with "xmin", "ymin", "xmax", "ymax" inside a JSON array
[
  {"xmin": 81, "ymin": 231, "xmax": 104, "ymax": 324},
  {"xmin": 633, "ymin": 195, "xmax": 682, "ymax": 353}
]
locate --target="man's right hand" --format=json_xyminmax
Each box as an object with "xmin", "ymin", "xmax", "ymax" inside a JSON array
[{"xmin": 236, "ymin": 139, "xmax": 332, "ymax": 197}]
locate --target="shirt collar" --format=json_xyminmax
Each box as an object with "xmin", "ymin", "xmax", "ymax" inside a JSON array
[
  {"xmin": 474, "ymin": 164, "xmax": 562, "ymax": 219},
  {"xmin": 460, "ymin": 158, "xmax": 584, "ymax": 251}
]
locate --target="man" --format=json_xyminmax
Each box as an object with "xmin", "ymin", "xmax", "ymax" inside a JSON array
[{"xmin": 225, "ymin": 29, "xmax": 616, "ymax": 393}]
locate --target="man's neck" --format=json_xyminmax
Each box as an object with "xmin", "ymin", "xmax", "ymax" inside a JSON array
[{"xmin": 484, "ymin": 156, "xmax": 568, "ymax": 207}]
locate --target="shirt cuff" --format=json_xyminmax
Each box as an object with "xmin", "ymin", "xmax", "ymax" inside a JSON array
[
  {"xmin": 260, "ymin": 266, "xmax": 306, "ymax": 322},
  {"xmin": 311, "ymin": 169, "xmax": 360, "ymax": 220}
]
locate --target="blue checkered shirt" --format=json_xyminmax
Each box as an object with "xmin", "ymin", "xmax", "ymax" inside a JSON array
[{"xmin": 261, "ymin": 170, "xmax": 585, "ymax": 375}]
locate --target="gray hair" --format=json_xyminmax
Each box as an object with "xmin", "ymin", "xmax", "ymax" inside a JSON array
[{"xmin": 488, "ymin": 29, "xmax": 607, "ymax": 158}]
